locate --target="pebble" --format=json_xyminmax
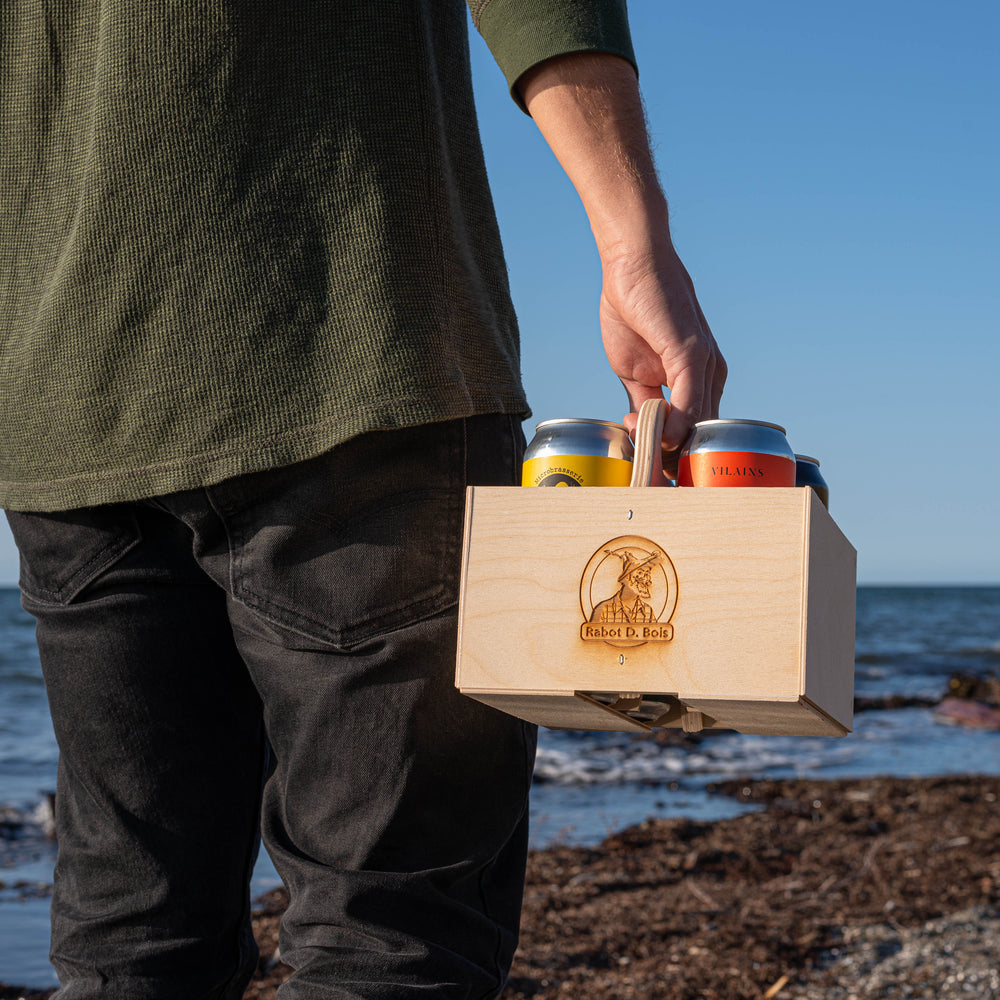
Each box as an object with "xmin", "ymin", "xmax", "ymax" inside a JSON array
[{"xmin": 781, "ymin": 906, "xmax": 1000, "ymax": 999}]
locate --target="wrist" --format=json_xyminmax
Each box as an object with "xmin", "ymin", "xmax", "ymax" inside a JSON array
[{"xmin": 588, "ymin": 186, "xmax": 672, "ymax": 264}]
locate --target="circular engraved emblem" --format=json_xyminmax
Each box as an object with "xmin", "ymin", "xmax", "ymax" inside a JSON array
[{"xmin": 579, "ymin": 536, "xmax": 678, "ymax": 648}]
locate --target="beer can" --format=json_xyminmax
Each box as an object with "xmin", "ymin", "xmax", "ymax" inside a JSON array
[
  {"xmin": 678, "ymin": 419, "xmax": 795, "ymax": 487},
  {"xmin": 794, "ymin": 454, "xmax": 830, "ymax": 508},
  {"xmin": 522, "ymin": 418, "xmax": 634, "ymax": 487}
]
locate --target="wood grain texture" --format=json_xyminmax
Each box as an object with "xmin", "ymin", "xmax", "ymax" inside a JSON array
[{"xmin": 456, "ymin": 486, "xmax": 856, "ymax": 736}]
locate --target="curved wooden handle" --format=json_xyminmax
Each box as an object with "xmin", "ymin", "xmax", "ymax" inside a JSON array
[{"xmin": 629, "ymin": 398, "xmax": 672, "ymax": 488}]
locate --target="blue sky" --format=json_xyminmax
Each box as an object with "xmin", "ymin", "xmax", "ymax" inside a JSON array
[
  {"xmin": 0, "ymin": 2, "xmax": 996, "ymax": 585},
  {"xmin": 468, "ymin": 1, "xmax": 1000, "ymax": 584}
]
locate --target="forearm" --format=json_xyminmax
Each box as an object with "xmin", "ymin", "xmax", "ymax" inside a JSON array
[
  {"xmin": 517, "ymin": 52, "xmax": 670, "ymax": 261},
  {"xmin": 516, "ymin": 50, "xmax": 726, "ymax": 454}
]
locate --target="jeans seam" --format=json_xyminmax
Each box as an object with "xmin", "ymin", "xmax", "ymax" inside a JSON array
[
  {"xmin": 17, "ymin": 530, "xmax": 141, "ymax": 605},
  {"xmin": 203, "ymin": 486, "xmax": 241, "ymax": 603},
  {"xmin": 216, "ymin": 722, "xmax": 270, "ymax": 1000},
  {"xmin": 475, "ymin": 717, "xmax": 535, "ymax": 1000}
]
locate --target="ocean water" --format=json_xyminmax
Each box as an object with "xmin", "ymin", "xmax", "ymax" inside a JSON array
[{"xmin": 2, "ymin": 585, "xmax": 999, "ymax": 987}]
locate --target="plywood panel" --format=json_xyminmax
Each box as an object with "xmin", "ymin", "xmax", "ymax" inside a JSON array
[{"xmin": 456, "ymin": 486, "xmax": 856, "ymax": 736}]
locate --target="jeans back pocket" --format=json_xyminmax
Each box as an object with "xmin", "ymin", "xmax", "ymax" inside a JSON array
[{"xmin": 5, "ymin": 507, "xmax": 143, "ymax": 605}]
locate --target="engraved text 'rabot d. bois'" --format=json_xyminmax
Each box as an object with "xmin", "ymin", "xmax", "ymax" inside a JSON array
[{"xmin": 579, "ymin": 536, "xmax": 678, "ymax": 649}]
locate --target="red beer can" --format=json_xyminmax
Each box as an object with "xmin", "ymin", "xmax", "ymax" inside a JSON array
[{"xmin": 678, "ymin": 419, "xmax": 795, "ymax": 487}]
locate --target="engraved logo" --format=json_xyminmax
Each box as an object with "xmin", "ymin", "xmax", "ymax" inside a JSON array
[{"xmin": 579, "ymin": 536, "xmax": 678, "ymax": 648}]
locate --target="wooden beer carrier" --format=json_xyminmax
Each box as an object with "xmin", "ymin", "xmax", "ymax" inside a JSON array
[{"xmin": 455, "ymin": 399, "xmax": 856, "ymax": 736}]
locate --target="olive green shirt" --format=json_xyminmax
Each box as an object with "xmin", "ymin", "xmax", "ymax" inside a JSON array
[{"xmin": 0, "ymin": 0, "xmax": 634, "ymax": 510}]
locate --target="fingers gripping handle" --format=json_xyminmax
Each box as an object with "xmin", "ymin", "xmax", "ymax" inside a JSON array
[
  {"xmin": 626, "ymin": 399, "xmax": 705, "ymax": 733},
  {"xmin": 629, "ymin": 399, "xmax": 672, "ymax": 488}
]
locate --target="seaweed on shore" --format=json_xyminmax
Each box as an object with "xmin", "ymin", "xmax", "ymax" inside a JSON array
[
  {"xmin": 6, "ymin": 775, "xmax": 999, "ymax": 1000},
  {"xmin": 237, "ymin": 775, "xmax": 1000, "ymax": 1000}
]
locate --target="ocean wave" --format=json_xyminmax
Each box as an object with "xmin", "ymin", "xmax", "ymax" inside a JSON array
[
  {"xmin": 532, "ymin": 730, "xmax": 857, "ymax": 788},
  {"xmin": 855, "ymin": 653, "xmax": 904, "ymax": 665},
  {"xmin": 954, "ymin": 643, "xmax": 1000, "ymax": 662},
  {"xmin": 0, "ymin": 796, "xmax": 56, "ymax": 872},
  {"xmin": 855, "ymin": 645, "xmax": 1000, "ymax": 668},
  {"xmin": 532, "ymin": 705, "xmax": 1000, "ymax": 792}
]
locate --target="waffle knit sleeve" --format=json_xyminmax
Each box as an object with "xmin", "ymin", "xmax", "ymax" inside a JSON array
[{"xmin": 469, "ymin": 0, "xmax": 637, "ymax": 112}]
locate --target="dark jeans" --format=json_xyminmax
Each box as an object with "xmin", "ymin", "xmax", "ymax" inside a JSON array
[{"xmin": 6, "ymin": 415, "xmax": 537, "ymax": 1000}]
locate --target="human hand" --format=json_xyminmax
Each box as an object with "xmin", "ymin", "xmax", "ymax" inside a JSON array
[
  {"xmin": 600, "ymin": 235, "xmax": 726, "ymax": 476},
  {"xmin": 517, "ymin": 53, "xmax": 726, "ymax": 475}
]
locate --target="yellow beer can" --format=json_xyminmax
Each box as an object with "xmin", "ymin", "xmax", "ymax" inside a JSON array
[{"xmin": 521, "ymin": 418, "xmax": 634, "ymax": 487}]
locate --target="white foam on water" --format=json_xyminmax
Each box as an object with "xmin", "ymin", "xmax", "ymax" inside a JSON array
[{"xmin": 534, "ymin": 707, "xmax": 1000, "ymax": 791}]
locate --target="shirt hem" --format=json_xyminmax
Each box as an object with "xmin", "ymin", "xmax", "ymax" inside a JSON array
[{"xmin": 0, "ymin": 394, "xmax": 532, "ymax": 512}]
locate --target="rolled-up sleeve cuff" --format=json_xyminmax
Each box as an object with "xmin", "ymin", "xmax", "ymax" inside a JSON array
[{"xmin": 472, "ymin": 0, "xmax": 637, "ymax": 113}]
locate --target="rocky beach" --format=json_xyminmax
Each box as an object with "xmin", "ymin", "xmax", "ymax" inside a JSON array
[
  {"xmin": 2, "ymin": 585, "xmax": 998, "ymax": 998},
  {"xmin": 3, "ymin": 770, "xmax": 999, "ymax": 1000},
  {"xmin": 236, "ymin": 774, "xmax": 1000, "ymax": 1000},
  {"xmin": 5, "ymin": 770, "xmax": 998, "ymax": 1000}
]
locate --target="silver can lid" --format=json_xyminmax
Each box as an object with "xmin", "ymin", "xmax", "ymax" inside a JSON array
[
  {"xmin": 534, "ymin": 417, "xmax": 628, "ymax": 433},
  {"xmin": 692, "ymin": 418, "xmax": 788, "ymax": 435}
]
